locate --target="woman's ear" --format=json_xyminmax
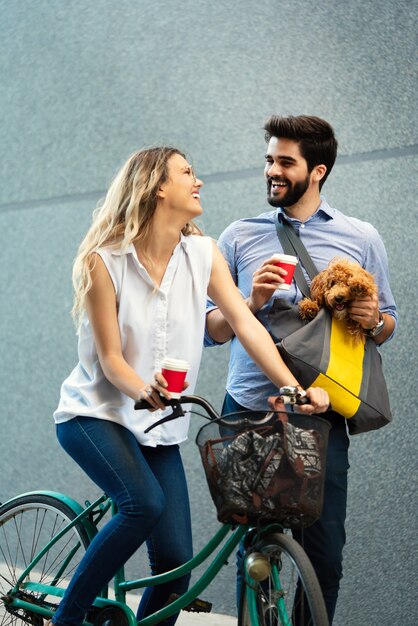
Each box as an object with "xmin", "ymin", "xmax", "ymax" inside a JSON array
[{"xmin": 156, "ymin": 184, "xmax": 166, "ymax": 199}]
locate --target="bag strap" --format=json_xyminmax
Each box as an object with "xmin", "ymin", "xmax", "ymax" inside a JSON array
[{"xmin": 274, "ymin": 213, "xmax": 319, "ymax": 298}]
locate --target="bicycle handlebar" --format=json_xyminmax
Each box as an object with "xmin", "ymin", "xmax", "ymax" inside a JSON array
[
  {"xmin": 135, "ymin": 394, "xmax": 219, "ymax": 418},
  {"xmin": 135, "ymin": 387, "xmax": 310, "ymax": 433}
]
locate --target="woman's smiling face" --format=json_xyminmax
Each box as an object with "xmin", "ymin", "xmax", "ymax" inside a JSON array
[{"xmin": 159, "ymin": 153, "xmax": 203, "ymax": 218}]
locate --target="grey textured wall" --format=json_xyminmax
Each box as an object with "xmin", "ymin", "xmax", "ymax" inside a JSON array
[{"xmin": 1, "ymin": 1, "xmax": 417, "ymax": 624}]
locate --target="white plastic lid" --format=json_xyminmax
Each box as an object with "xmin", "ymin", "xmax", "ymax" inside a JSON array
[
  {"xmin": 272, "ymin": 253, "xmax": 298, "ymax": 264},
  {"xmin": 161, "ymin": 357, "xmax": 190, "ymax": 371}
]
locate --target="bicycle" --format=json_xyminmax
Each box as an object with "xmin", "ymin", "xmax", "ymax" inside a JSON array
[{"xmin": 0, "ymin": 387, "xmax": 330, "ymax": 626}]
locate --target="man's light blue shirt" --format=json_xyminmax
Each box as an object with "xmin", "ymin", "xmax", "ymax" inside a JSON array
[{"xmin": 205, "ymin": 199, "xmax": 397, "ymax": 411}]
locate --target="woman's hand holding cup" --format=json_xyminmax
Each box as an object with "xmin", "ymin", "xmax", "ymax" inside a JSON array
[{"xmin": 154, "ymin": 357, "xmax": 190, "ymax": 401}]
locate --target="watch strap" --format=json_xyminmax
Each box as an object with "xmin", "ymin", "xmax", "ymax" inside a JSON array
[{"xmin": 365, "ymin": 313, "xmax": 385, "ymax": 337}]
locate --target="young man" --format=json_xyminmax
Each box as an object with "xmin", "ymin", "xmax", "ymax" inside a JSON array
[{"xmin": 205, "ymin": 115, "xmax": 397, "ymax": 623}]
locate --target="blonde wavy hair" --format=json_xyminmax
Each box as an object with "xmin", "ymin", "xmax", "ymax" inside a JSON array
[{"xmin": 72, "ymin": 146, "xmax": 202, "ymax": 327}]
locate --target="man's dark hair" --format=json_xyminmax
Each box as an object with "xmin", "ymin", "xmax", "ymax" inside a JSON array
[{"xmin": 264, "ymin": 115, "xmax": 338, "ymax": 189}]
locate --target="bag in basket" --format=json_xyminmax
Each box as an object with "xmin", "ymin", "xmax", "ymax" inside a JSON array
[{"xmin": 197, "ymin": 411, "xmax": 330, "ymax": 528}]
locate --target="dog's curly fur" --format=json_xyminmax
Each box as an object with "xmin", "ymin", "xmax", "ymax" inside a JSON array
[{"xmin": 298, "ymin": 258, "xmax": 378, "ymax": 342}]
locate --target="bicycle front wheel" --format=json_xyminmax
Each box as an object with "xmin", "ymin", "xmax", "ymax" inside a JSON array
[
  {"xmin": 239, "ymin": 532, "xmax": 328, "ymax": 626},
  {"xmin": 0, "ymin": 494, "xmax": 90, "ymax": 626}
]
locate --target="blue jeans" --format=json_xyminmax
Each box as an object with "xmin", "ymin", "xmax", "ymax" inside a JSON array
[
  {"xmin": 53, "ymin": 416, "xmax": 193, "ymax": 626},
  {"xmin": 222, "ymin": 392, "xmax": 349, "ymax": 626}
]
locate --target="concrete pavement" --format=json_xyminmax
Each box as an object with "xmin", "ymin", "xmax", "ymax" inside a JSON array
[
  {"xmin": 126, "ymin": 592, "xmax": 236, "ymax": 625},
  {"xmin": 177, "ymin": 610, "xmax": 236, "ymax": 625}
]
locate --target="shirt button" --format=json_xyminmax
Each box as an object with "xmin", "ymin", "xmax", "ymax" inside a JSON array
[{"xmin": 300, "ymin": 223, "xmax": 305, "ymax": 228}]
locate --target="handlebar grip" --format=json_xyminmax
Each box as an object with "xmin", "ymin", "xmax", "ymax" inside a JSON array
[
  {"xmin": 134, "ymin": 398, "xmax": 153, "ymax": 410},
  {"xmin": 296, "ymin": 395, "xmax": 310, "ymax": 405},
  {"xmin": 134, "ymin": 396, "xmax": 181, "ymax": 411}
]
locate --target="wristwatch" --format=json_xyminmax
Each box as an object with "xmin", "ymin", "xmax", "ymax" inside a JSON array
[{"xmin": 365, "ymin": 312, "xmax": 385, "ymax": 337}]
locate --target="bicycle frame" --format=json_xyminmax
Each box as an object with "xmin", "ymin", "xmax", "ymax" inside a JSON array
[
  {"xmin": 4, "ymin": 490, "xmax": 254, "ymax": 625},
  {"xmin": 244, "ymin": 566, "xmax": 292, "ymax": 626},
  {"xmin": 3, "ymin": 393, "xmax": 323, "ymax": 625}
]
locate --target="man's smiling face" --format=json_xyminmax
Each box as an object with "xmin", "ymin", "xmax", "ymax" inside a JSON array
[{"xmin": 264, "ymin": 137, "xmax": 312, "ymax": 208}]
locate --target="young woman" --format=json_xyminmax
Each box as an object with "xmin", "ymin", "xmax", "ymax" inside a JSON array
[{"xmin": 52, "ymin": 146, "xmax": 329, "ymax": 626}]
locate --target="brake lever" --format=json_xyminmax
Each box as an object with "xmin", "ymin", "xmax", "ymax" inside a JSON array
[{"xmin": 134, "ymin": 398, "xmax": 186, "ymax": 434}]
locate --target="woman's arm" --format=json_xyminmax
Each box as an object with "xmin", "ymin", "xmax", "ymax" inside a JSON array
[
  {"xmin": 85, "ymin": 254, "xmax": 167, "ymax": 409},
  {"xmin": 207, "ymin": 243, "xmax": 329, "ymax": 413}
]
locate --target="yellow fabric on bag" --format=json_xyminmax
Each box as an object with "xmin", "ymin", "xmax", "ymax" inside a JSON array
[{"xmin": 311, "ymin": 317, "xmax": 364, "ymax": 418}]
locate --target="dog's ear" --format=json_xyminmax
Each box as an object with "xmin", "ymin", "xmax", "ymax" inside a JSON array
[
  {"xmin": 350, "ymin": 267, "xmax": 378, "ymax": 298},
  {"xmin": 299, "ymin": 298, "xmax": 320, "ymax": 319},
  {"xmin": 310, "ymin": 273, "xmax": 326, "ymax": 306}
]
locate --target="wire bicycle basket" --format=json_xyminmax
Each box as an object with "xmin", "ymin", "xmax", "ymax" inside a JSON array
[{"xmin": 196, "ymin": 410, "xmax": 331, "ymax": 528}]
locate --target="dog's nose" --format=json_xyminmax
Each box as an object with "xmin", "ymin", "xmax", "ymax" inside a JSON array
[{"xmin": 334, "ymin": 295, "xmax": 344, "ymax": 303}]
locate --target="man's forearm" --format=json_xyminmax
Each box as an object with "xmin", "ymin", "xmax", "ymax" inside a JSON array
[
  {"xmin": 206, "ymin": 308, "xmax": 235, "ymax": 343},
  {"xmin": 206, "ymin": 295, "xmax": 264, "ymax": 344}
]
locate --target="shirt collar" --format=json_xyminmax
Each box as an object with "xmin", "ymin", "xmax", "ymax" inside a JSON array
[
  {"xmin": 109, "ymin": 243, "xmax": 133, "ymax": 257},
  {"xmin": 109, "ymin": 232, "xmax": 190, "ymax": 257},
  {"xmin": 277, "ymin": 197, "xmax": 335, "ymax": 224}
]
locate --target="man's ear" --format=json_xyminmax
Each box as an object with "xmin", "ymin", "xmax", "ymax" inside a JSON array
[{"xmin": 312, "ymin": 164, "xmax": 327, "ymax": 184}]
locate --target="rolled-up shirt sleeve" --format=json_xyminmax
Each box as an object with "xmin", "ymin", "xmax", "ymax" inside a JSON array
[{"xmin": 363, "ymin": 226, "xmax": 398, "ymax": 342}]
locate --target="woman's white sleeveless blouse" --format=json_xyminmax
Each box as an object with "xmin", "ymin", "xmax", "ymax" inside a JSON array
[{"xmin": 54, "ymin": 235, "xmax": 213, "ymax": 446}]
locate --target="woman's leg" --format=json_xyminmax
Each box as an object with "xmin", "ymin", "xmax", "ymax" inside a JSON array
[
  {"xmin": 53, "ymin": 417, "xmax": 166, "ymax": 626},
  {"xmin": 136, "ymin": 444, "xmax": 193, "ymax": 626}
]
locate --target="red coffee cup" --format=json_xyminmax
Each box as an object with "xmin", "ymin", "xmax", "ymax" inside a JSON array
[
  {"xmin": 161, "ymin": 358, "xmax": 190, "ymax": 399},
  {"xmin": 272, "ymin": 253, "xmax": 298, "ymax": 290}
]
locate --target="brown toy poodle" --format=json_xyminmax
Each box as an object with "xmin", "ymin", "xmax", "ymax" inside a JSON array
[{"xmin": 298, "ymin": 258, "xmax": 378, "ymax": 343}]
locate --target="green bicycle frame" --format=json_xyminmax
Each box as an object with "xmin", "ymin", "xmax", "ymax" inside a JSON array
[
  {"xmin": 245, "ymin": 565, "xmax": 292, "ymax": 626},
  {"xmin": 6, "ymin": 491, "xmax": 249, "ymax": 626},
  {"xmin": 5, "ymin": 490, "xmax": 292, "ymax": 626}
]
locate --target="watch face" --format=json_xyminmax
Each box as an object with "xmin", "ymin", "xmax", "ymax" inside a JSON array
[{"xmin": 369, "ymin": 319, "xmax": 384, "ymax": 336}]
